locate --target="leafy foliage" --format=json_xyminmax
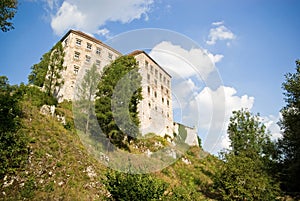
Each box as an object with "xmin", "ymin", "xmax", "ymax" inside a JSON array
[
  {"xmin": 278, "ymin": 59, "xmax": 300, "ymax": 194},
  {"xmin": 43, "ymin": 42, "xmax": 65, "ymax": 97},
  {"xmin": 0, "ymin": 76, "xmax": 28, "ymax": 179},
  {"xmin": 74, "ymin": 64, "xmax": 101, "ymax": 134},
  {"xmin": 0, "ymin": 0, "xmax": 17, "ymax": 32},
  {"xmin": 214, "ymin": 109, "xmax": 280, "ymax": 200},
  {"xmin": 28, "ymin": 51, "xmax": 51, "ymax": 87},
  {"xmin": 106, "ymin": 170, "xmax": 168, "ymax": 201},
  {"xmin": 95, "ymin": 55, "xmax": 142, "ymax": 149}
]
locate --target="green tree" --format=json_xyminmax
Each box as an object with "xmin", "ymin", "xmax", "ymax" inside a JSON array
[
  {"xmin": 0, "ymin": 76, "xmax": 28, "ymax": 178},
  {"xmin": 95, "ymin": 55, "xmax": 142, "ymax": 149},
  {"xmin": 214, "ymin": 109, "xmax": 280, "ymax": 200},
  {"xmin": 278, "ymin": 60, "xmax": 300, "ymax": 194},
  {"xmin": 106, "ymin": 170, "xmax": 167, "ymax": 201},
  {"xmin": 0, "ymin": 0, "xmax": 17, "ymax": 32},
  {"xmin": 43, "ymin": 42, "xmax": 65, "ymax": 97},
  {"xmin": 28, "ymin": 51, "xmax": 51, "ymax": 87},
  {"xmin": 74, "ymin": 64, "xmax": 101, "ymax": 134}
]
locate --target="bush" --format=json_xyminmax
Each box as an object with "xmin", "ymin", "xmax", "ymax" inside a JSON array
[{"xmin": 106, "ymin": 170, "xmax": 168, "ymax": 201}]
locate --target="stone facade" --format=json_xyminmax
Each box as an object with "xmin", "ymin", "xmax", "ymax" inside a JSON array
[
  {"xmin": 55, "ymin": 30, "xmax": 198, "ymax": 145},
  {"xmin": 58, "ymin": 30, "xmax": 121, "ymax": 101},
  {"xmin": 130, "ymin": 51, "xmax": 174, "ymax": 137}
]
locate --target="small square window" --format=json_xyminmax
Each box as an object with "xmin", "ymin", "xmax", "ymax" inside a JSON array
[
  {"xmin": 96, "ymin": 47, "xmax": 101, "ymax": 55},
  {"xmin": 74, "ymin": 51, "xmax": 80, "ymax": 59},
  {"xmin": 86, "ymin": 43, "xmax": 92, "ymax": 50},
  {"xmin": 108, "ymin": 53, "xmax": 113, "ymax": 59},
  {"xmin": 96, "ymin": 59, "xmax": 101, "ymax": 66},
  {"xmin": 85, "ymin": 55, "xmax": 91, "ymax": 63},
  {"xmin": 74, "ymin": 65, "xmax": 79, "ymax": 74},
  {"xmin": 76, "ymin": 39, "xmax": 82, "ymax": 46}
]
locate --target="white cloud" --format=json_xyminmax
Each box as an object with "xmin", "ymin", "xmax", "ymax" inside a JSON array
[
  {"xmin": 206, "ymin": 21, "xmax": 236, "ymax": 45},
  {"xmin": 261, "ymin": 114, "xmax": 282, "ymax": 140},
  {"xmin": 50, "ymin": 0, "xmax": 154, "ymax": 35},
  {"xmin": 96, "ymin": 28, "xmax": 110, "ymax": 38},
  {"xmin": 149, "ymin": 41, "xmax": 222, "ymax": 80},
  {"xmin": 176, "ymin": 84, "xmax": 255, "ymax": 153}
]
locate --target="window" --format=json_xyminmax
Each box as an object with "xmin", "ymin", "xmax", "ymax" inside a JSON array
[
  {"xmin": 96, "ymin": 47, "xmax": 101, "ymax": 55},
  {"xmin": 167, "ymin": 80, "xmax": 170, "ymax": 87},
  {"xmin": 74, "ymin": 65, "xmax": 79, "ymax": 74},
  {"xmin": 163, "ymin": 76, "xmax": 166, "ymax": 83},
  {"xmin": 86, "ymin": 43, "xmax": 92, "ymax": 50},
  {"xmin": 150, "ymin": 65, "xmax": 153, "ymax": 74},
  {"xmin": 148, "ymin": 102, "xmax": 151, "ymax": 107},
  {"xmin": 74, "ymin": 51, "xmax": 80, "ymax": 59},
  {"xmin": 167, "ymin": 100, "xmax": 169, "ymax": 107},
  {"xmin": 161, "ymin": 85, "xmax": 164, "ymax": 91},
  {"xmin": 155, "ymin": 69, "xmax": 158, "ymax": 77},
  {"xmin": 147, "ymin": 74, "xmax": 150, "ymax": 81},
  {"xmin": 85, "ymin": 55, "xmax": 91, "ymax": 63},
  {"xmin": 145, "ymin": 61, "xmax": 149, "ymax": 69},
  {"xmin": 96, "ymin": 59, "xmax": 101, "ymax": 66},
  {"xmin": 162, "ymin": 97, "xmax": 164, "ymax": 103},
  {"xmin": 154, "ymin": 79, "xmax": 157, "ymax": 86},
  {"xmin": 76, "ymin": 38, "xmax": 82, "ymax": 46},
  {"xmin": 166, "ymin": 89, "xmax": 169, "ymax": 95},
  {"xmin": 147, "ymin": 86, "xmax": 151, "ymax": 94},
  {"xmin": 159, "ymin": 73, "xmax": 162, "ymax": 81},
  {"xmin": 154, "ymin": 91, "xmax": 157, "ymax": 98},
  {"xmin": 108, "ymin": 53, "xmax": 113, "ymax": 59}
]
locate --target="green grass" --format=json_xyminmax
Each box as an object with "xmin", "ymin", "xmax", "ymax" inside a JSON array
[{"xmin": 0, "ymin": 100, "xmax": 220, "ymax": 200}]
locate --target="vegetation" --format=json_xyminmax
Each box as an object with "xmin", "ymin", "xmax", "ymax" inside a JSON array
[
  {"xmin": 278, "ymin": 59, "xmax": 300, "ymax": 195},
  {"xmin": 28, "ymin": 42, "xmax": 65, "ymax": 97},
  {"xmin": 106, "ymin": 170, "xmax": 168, "ymax": 201},
  {"xmin": 95, "ymin": 55, "xmax": 142, "ymax": 150},
  {"xmin": 0, "ymin": 0, "xmax": 18, "ymax": 32},
  {"xmin": 1, "ymin": 37, "xmax": 300, "ymax": 199},
  {"xmin": 213, "ymin": 109, "xmax": 280, "ymax": 200},
  {"xmin": 0, "ymin": 76, "xmax": 28, "ymax": 179}
]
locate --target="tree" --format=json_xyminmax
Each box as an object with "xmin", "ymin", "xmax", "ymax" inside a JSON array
[
  {"xmin": 74, "ymin": 64, "xmax": 101, "ymax": 134},
  {"xmin": 0, "ymin": 76, "xmax": 28, "ymax": 178},
  {"xmin": 278, "ymin": 60, "xmax": 300, "ymax": 194},
  {"xmin": 28, "ymin": 51, "xmax": 51, "ymax": 87},
  {"xmin": 214, "ymin": 109, "xmax": 280, "ymax": 200},
  {"xmin": 95, "ymin": 55, "xmax": 142, "ymax": 149},
  {"xmin": 43, "ymin": 42, "xmax": 65, "ymax": 97},
  {"xmin": 0, "ymin": 0, "xmax": 17, "ymax": 32}
]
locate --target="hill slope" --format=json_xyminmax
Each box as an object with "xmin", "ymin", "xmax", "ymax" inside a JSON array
[{"xmin": 0, "ymin": 101, "xmax": 220, "ymax": 200}]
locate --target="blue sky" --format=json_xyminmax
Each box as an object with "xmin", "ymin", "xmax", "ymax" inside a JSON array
[{"xmin": 1, "ymin": 0, "xmax": 299, "ymax": 153}]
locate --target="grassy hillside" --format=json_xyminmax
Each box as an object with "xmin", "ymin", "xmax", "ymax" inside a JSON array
[{"xmin": 0, "ymin": 100, "xmax": 220, "ymax": 200}]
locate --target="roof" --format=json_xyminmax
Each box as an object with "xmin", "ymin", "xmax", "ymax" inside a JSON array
[
  {"xmin": 60, "ymin": 30, "xmax": 122, "ymax": 56},
  {"xmin": 129, "ymin": 50, "xmax": 172, "ymax": 78}
]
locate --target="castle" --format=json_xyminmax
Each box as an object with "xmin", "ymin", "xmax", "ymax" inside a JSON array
[{"xmin": 56, "ymin": 30, "xmax": 199, "ymax": 146}]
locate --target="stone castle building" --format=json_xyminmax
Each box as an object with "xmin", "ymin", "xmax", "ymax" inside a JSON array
[{"xmin": 56, "ymin": 30, "xmax": 198, "ymax": 146}]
